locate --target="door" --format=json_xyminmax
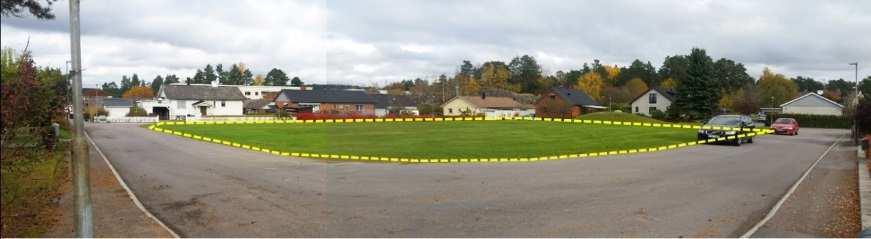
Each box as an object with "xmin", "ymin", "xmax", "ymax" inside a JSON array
[{"xmin": 199, "ymin": 106, "xmax": 208, "ymax": 116}]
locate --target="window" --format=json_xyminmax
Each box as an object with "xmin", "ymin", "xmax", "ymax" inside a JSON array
[
  {"xmin": 255, "ymin": 92, "xmax": 260, "ymax": 96},
  {"xmin": 635, "ymin": 106, "xmax": 639, "ymax": 113},
  {"xmin": 245, "ymin": 91, "xmax": 251, "ymax": 96},
  {"xmin": 221, "ymin": 101, "xmax": 226, "ymax": 107},
  {"xmin": 649, "ymin": 107, "xmax": 656, "ymax": 114},
  {"xmin": 449, "ymin": 108, "xmax": 453, "ymax": 114},
  {"xmin": 649, "ymin": 93, "xmax": 657, "ymax": 104},
  {"xmin": 355, "ymin": 104, "xmax": 363, "ymax": 112},
  {"xmin": 177, "ymin": 100, "xmax": 186, "ymax": 109}
]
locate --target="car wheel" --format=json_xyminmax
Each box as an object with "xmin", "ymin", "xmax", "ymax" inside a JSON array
[
  {"xmin": 748, "ymin": 137, "xmax": 754, "ymax": 144},
  {"xmin": 734, "ymin": 138, "xmax": 742, "ymax": 146}
]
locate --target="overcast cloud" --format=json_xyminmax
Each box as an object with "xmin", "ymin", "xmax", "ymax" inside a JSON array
[{"xmin": 1, "ymin": 0, "xmax": 869, "ymax": 87}]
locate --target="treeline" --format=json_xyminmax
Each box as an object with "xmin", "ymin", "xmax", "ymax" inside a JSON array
[
  {"xmin": 99, "ymin": 63, "xmax": 304, "ymax": 98},
  {"xmin": 384, "ymin": 48, "xmax": 870, "ymax": 121}
]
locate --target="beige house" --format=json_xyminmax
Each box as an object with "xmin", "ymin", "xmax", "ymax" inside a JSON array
[
  {"xmin": 780, "ymin": 92, "xmax": 844, "ymax": 116},
  {"xmin": 441, "ymin": 95, "xmax": 534, "ymax": 117},
  {"xmin": 630, "ymin": 88, "xmax": 673, "ymax": 116}
]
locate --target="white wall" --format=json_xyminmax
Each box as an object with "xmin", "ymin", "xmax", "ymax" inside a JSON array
[
  {"xmin": 782, "ymin": 106, "xmax": 842, "ymax": 116},
  {"xmin": 139, "ymin": 99, "xmax": 243, "ymax": 119},
  {"xmin": 237, "ymin": 85, "xmax": 299, "ymax": 99},
  {"xmin": 484, "ymin": 109, "xmax": 534, "ymax": 118},
  {"xmin": 105, "ymin": 107, "xmax": 129, "ymax": 118},
  {"xmin": 630, "ymin": 89, "xmax": 672, "ymax": 116},
  {"xmin": 442, "ymin": 98, "xmax": 478, "ymax": 116}
]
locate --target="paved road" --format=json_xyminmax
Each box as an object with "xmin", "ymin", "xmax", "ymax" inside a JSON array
[{"xmin": 86, "ymin": 123, "xmax": 847, "ymax": 237}]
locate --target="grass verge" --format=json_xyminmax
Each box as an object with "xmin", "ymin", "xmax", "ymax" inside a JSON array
[
  {"xmin": 1, "ymin": 145, "xmax": 69, "ymax": 237},
  {"xmin": 161, "ymin": 120, "xmax": 696, "ymax": 159}
]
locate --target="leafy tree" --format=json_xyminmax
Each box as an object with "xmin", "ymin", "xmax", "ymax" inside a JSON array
[
  {"xmin": 191, "ymin": 69, "xmax": 207, "ymax": 84},
  {"xmin": 616, "ymin": 59, "xmax": 657, "ymax": 86},
  {"xmin": 126, "ymin": 106, "xmax": 148, "ymax": 117},
  {"xmin": 658, "ymin": 55, "xmax": 689, "ymax": 87},
  {"xmin": 131, "ymin": 73, "xmax": 141, "ymax": 87},
  {"xmin": 577, "ymin": 71, "xmax": 604, "ymax": 101},
  {"xmin": 625, "ymin": 78, "xmax": 649, "ymax": 98},
  {"xmin": 265, "ymin": 68, "xmax": 289, "ymax": 86},
  {"xmin": 825, "ymin": 79, "xmax": 853, "ymax": 103},
  {"xmin": 756, "ymin": 67, "xmax": 799, "ymax": 108},
  {"xmin": 479, "ymin": 61, "xmax": 511, "ymax": 91},
  {"xmin": 712, "ymin": 58, "xmax": 753, "ymax": 92},
  {"xmin": 1, "ymin": 49, "xmax": 68, "ymax": 146},
  {"xmin": 239, "ymin": 63, "xmax": 254, "ymax": 85},
  {"xmin": 253, "ymin": 74, "xmax": 265, "ymax": 86},
  {"xmin": 101, "ymin": 82, "xmax": 121, "ymax": 97},
  {"xmin": 659, "ymin": 78, "xmax": 677, "ymax": 91},
  {"xmin": 460, "ymin": 60, "xmax": 475, "ymax": 76},
  {"xmin": 1, "ymin": 0, "xmax": 56, "ymax": 19},
  {"xmin": 668, "ymin": 48, "xmax": 719, "ymax": 120},
  {"xmin": 720, "ymin": 84, "xmax": 759, "ymax": 114},
  {"xmin": 119, "ymin": 75, "xmax": 132, "ymax": 93},
  {"xmin": 224, "ymin": 64, "xmax": 244, "ymax": 85},
  {"xmin": 164, "ymin": 74, "xmax": 180, "ymax": 85},
  {"xmin": 791, "ymin": 76, "xmax": 823, "ymax": 93},
  {"xmin": 602, "ymin": 65, "xmax": 620, "ymax": 85},
  {"xmin": 290, "ymin": 76, "xmax": 303, "ymax": 86},
  {"xmin": 150, "ymin": 75, "xmax": 163, "ymax": 93},
  {"xmin": 860, "ymin": 76, "xmax": 871, "ymax": 100},
  {"xmin": 121, "ymin": 86, "xmax": 154, "ymax": 101}
]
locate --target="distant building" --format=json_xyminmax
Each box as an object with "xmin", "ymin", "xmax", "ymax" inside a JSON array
[
  {"xmin": 274, "ymin": 89, "xmax": 377, "ymax": 116},
  {"xmin": 441, "ymin": 94, "xmax": 534, "ymax": 117},
  {"xmin": 371, "ymin": 94, "xmax": 419, "ymax": 117},
  {"xmin": 102, "ymin": 98, "xmax": 133, "ymax": 118},
  {"xmin": 535, "ymin": 88, "xmax": 603, "ymax": 118},
  {"xmin": 141, "ymin": 83, "xmax": 246, "ymax": 120},
  {"xmin": 630, "ymin": 88, "xmax": 674, "ymax": 116},
  {"xmin": 779, "ymin": 92, "xmax": 844, "ymax": 116}
]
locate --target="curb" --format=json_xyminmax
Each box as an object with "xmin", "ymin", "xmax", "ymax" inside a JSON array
[
  {"xmin": 858, "ymin": 149, "xmax": 871, "ymax": 232},
  {"xmin": 149, "ymin": 117, "xmax": 772, "ymax": 164}
]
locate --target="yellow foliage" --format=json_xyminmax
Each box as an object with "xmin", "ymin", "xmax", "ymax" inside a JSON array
[
  {"xmin": 253, "ymin": 74, "xmax": 265, "ymax": 86},
  {"xmin": 603, "ymin": 65, "xmax": 620, "ymax": 84},
  {"xmin": 660, "ymin": 78, "xmax": 677, "ymax": 91},
  {"xmin": 577, "ymin": 72, "xmax": 604, "ymax": 101},
  {"xmin": 626, "ymin": 78, "xmax": 649, "ymax": 98},
  {"xmin": 757, "ymin": 67, "xmax": 799, "ymax": 106},
  {"xmin": 121, "ymin": 86, "xmax": 154, "ymax": 100},
  {"xmin": 480, "ymin": 63, "xmax": 510, "ymax": 90}
]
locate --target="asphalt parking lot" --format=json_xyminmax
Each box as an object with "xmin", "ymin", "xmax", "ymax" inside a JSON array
[{"xmin": 86, "ymin": 123, "xmax": 847, "ymax": 237}]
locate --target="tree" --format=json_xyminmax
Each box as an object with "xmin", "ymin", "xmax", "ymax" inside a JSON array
[
  {"xmin": 658, "ymin": 55, "xmax": 689, "ymax": 87},
  {"xmin": 121, "ymin": 86, "xmax": 154, "ymax": 101},
  {"xmin": 1, "ymin": 0, "xmax": 56, "ymax": 19},
  {"xmin": 131, "ymin": 73, "xmax": 141, "ymax": 87},
  {"xmin": 238, "ymin": 63, "xmax": 254, "ymax": 85},
  {"xmin": 602, "ymin": 65, "xmax": 620, "ymax": 85},
  {"xmin": 859, "ymin": 76, "xmax": 871, "ymax": 100},
  {"xmin": 577, "ymin": 71, "xmax": 604, "ymax": 101},
  {"xmin": 253, "ymin": 74, "xmax": 265, "ymax": 86},
  {"xmin": 203, "ymin": 64, "xmax": 217, "ymax": 84},
  {"xmin": 101, "ymin": 81, "xmax": 121, "ymax": 97},
  {"xmin": 668, "ymin": 48, "xmax": 719, "ymax": 120},
  {"xmin": 215, "ymin": 64, "xmax": 229, "ymax": 84},
  {"xmin": 290, "ymin": 76, "xmax": 303, "ymax": 87},
  {"xmin": 1, "ymin": 49, "xmax": 68, "ymax": 146},
  {"xmin": 720, "ymin": 84, "xmax": 759, "ymax": 114},
  {"xmin": 712, "ymin": 58, "xmax": 753, "ymax": 92},
  {"xmin": 191, "ymin": 69, "xmax": 207, "ymax": 84},
  {"xmin": 756, "ymin": 67, "xmax": 799, "ymax": 108},
  {"xmin": 791, "ymin": 76, "xmax": 823, "ymax": 93},
  {"xmin": 225, "ymin": 64, "xmax": 244, "ymax": 85},
  {"xmin": 150, "ymin": 75, "xmax": 163, "ymax": 93},
  {"xmin": 164, "ymin": 74, "xmax": 180, "ymax": 84},
  {"xmin": 508, "ymin": 55, "xmax": 543, "ymax": 93},
  {"xmin": 616, "ymin": 59, "xmax": 657, "ymax": 86},
  {"xmin": 659, "ymin": 78, "xmax": 677, "ymax": 91},
  {"xmin": 119, "ymin": 75, "xmax": 132, "ymax": 94},
  {"xmin": 264, "ymin": 68, "xmax": 289, "ymax": 86},
  {"xmin": 625, "ymin": 78, "xmax": 649, "ymax": 98},
  {"xmin": 479, "ymin": 61, "xmax": 511, "ymax": 91},
  {"xmin": 825, "ymin": 79, "xmax": 853, "ymax": 103}
]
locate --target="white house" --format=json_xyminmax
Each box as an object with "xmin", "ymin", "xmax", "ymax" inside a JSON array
[
  {"xmin": 102, "ymin": 98, "xmax": 133, "ymax": 119},
  {"xmin": 780, "ymin": 92, "xmax": 844, "ymax": 116},
  {"xmin": 236, "ymin": 85, "xmax": 300, "ymax": 99},
  {"xmin": 441, "ymin": 94, "xmax": 534, "ymax": 117},
  {"xmin": 141, "ymin": 82, "xmax": 246, "ymax": 120},
  {"xmin": 630, "ymin": 88, "xmax": 673, "ymax": 116}
]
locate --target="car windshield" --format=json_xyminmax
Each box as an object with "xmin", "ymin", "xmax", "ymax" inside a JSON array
[
  {"xmin": 707, "ymin": 116, "xmax": 741, "ymax": 125},
  {"xmin": 775, "ymin": 118, "xmax": 794, "ymax": 124}
]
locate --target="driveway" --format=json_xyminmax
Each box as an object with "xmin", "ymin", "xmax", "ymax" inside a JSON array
[{"xmin": 85, "ymin": 123, "xmax": 847, "ymax": 237}]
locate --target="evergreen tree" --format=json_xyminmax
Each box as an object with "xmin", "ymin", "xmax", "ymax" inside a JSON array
[
  {"xmin": 131, "ymin": 73, "xmax": 141, "ymax": 87},
  {"xmin": 225, "ymin": 64, "xmax": 244, "ymax": 85},
  {"xmin": 204, "ymin": 64, "xmax": 217, "ymax": 84},
  {"xmin": 668, "ymin": 48, "xmax": 719, "ymax": 120},
  {"xmin": 264, "ymin": 68, "xmax": 290, "ymax": 86},
  {"xmin": 791, "ymin": 76, "xmax": 823, "ymax": 93},
  {"xmin": 290, "ymin": 76, "xmax": 303, "ymax": 86},
  {"xmin": 164, "ymin": 74, "xmax": 180, "ymax": 84},
  {"xmin": 242, "ymin": 69, "xmax": 253, "ymax": 85},
  {"xmin": 712, "ymin": 58, "xmax": 753, "ymax": 92},
  {"xmin": 508, "ymin": 55, "xmax": 543, "ymax": 93},
  {"xmin": 150, "ymin": 75, "xmax": 163, "ymax": 94}
]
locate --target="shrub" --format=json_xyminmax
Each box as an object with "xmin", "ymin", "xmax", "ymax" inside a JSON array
[
  {"xmin": 857, "ymin": 99, "xmax": 871, "ymax": 134},
  {"xmin": 767, "ymin": 113, "xmax": 851, "ymax": 129},
  {"xmin": 126, "ymin": 107, "xmax": 147, "ymax": 117}
]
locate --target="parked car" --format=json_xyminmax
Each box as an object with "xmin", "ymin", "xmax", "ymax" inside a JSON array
[
  {"xmin": 697, "ymin": 114, "xmax": 756, "ymax": 146},
  {"xmin": 770, "ymin": 118, "xmax": 799, "ymax": 135}
]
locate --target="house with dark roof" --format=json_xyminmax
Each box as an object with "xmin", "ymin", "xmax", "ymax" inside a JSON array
[
  {"xmin": 140, "ymin": 83, "xmax": 246, "ymax": 119},
  {"xmin": 274, "ymin": 89, "xmax": 377, "ymax": 115},
  {"xmin": 371, "ymin": 94, "xmax": 419, "ymax": 116},
  {"xmin": 441, "ymin": 93, "xmax": 534, "ymax": 117},
  {"xmin": 630, "ymin": 87, "xmax": 674, "ymax": 116},
  {"xmin": 535, "ymin": 88, "xmax": 603, "ymax": 118}
]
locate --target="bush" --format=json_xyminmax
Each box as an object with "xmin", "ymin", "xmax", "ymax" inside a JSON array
[
  {"xmin": 767, "ymin": 113, "xmax": 851, "ymax": 129},
  {"xmin": 649, "ymin": 109, "xmax": 668, "ymax": 120},
  {"xmin": 125, "ymin": 107, "xmax": 147, "ymax": 117},
  {"xmin": 857, "ymin": 99, "xmax": 871, "ymax": 134}
]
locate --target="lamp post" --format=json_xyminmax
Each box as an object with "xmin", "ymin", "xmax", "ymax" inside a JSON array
[
  {"xmin": 850, "ymin": 62, "xmax": 859, "ymax": 143},
  {"xmin": 68, "ymin": 0, "xmax": 93, "ymax": 237}
]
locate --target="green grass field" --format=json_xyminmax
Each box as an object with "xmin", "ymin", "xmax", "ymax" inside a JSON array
[{"xmin": 161, "ymin": 120, "xmax": 696, "ymax": 159}]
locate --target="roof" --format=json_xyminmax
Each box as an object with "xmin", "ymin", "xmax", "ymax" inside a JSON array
[
  {"xmin": 370, "ymin": 94, "xmax": 418, "ymax": 108},
  {"xmin": 102, "ymin": 98, "xmax": 133, "ymax": 108},
  {"xmin": 83, "ymin": 88, "xmax": 107, "ymax": 97},
  {"xmin": 551, "ymin": 88, "xmax": 601, "ymax": 106},
  {"xmin": 779, "ymin": 92, "xmax": 844, "ymax": 108},
  {"xmin": 243, "ymin": 99, "xmax": 272, "ymax": 109},
  {"xmin": 450, "ymin": 96, "xmax": 533, "ymax": 109},
  {"xmin": 631, "ymin": 87, "xmax": 674, "ymax": 104},
  {"xmin": 162, "ymin": 85, "xmax": 246, "ymax": 100},
  {"xmin": 276, "ymin": 89, "xmax": 376, "ymax": 104}
]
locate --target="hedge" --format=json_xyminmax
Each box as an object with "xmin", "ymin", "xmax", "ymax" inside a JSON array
[{"xmin": 766, "ymin": 113, "xmax": 851, "ymax": 129}]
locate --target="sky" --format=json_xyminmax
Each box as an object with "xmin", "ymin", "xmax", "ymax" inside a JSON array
[{"xmin": 1, "ymin": 0, "xmax": 869, "ymax": 88}]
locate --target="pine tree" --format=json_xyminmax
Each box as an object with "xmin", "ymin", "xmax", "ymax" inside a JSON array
[{"xmin": 668, "ymin": 48, "xmax": 719, "ymax": 120}]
